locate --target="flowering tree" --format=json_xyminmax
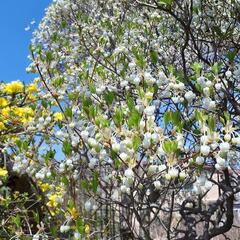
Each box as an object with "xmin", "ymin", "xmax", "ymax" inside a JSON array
[
  {"xmin": 1, "ymin": 0, "xmax": 240, "ymax": 239},
  {"xmin": 0, "ymin": 80, "xmax": 50, "ymax": 238}
]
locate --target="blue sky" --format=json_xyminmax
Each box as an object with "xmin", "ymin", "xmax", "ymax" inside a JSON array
[{"xmin": 0, "ymin": 1, "xmax": 51, "ymax": 83}]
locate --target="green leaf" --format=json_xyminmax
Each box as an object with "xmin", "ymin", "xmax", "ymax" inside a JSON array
[
  {"xmin": 132, "ymin": 48, "xmax": 145, "ymax": 69},
  {"xmin": 67, "ymin": 200, "xmax": 75, "ymax": 210},
  {"xmin": 61, "ymin": 176, "xmax": 69, "ymax": 185},
  {"xmin": 127, "ymin": 110, "xmax": 141, "ymax": 129},
  {"xmin": 126, "ymin": 94, "xmax": 135, "ymax": 111},
  {"xmin": 61, "ymin": 20, "xmax": 67, "ymax": 29},
  {"xmin": 226, "ymin": 50, "xmax": 238, "ymax": 63},
  {"xmin": 50, "ymin": 225, "xmax": 58, "ymax": 237},
  {"xmin": 103, "ymin": 91, "xmax": 115, "ymax": 105},
  {"xmin": 109, "ymin": 149, "xmax": 121, "ymax": 169},
  {"xmin": 212, "ymin": 26, "xmax": 222, "ymax": 37},
  {"xmin": 208, "ymin": 116, "xmax": 215, "ymax": 132},
  {"xmin": 62, "ymin": 141, "xmax": 72, "ymax": 156},
  {"xmin": 13, "ymin": 215, "xmax": 21, "ymax": 227},
  {"xmin": 162, "ymin": 140, "xmax": 178, "ymax": 153},
  {"xmin": 89, "ymin": 105, "xmax": 97, "ymax": 119},
  {"xmin": 191, "ymin": 62, "xmax": 202, "ymax": 76},
  {"xmin": 167, "ymin": 64, "xmax": 174, "ymax": 74},
  {"xmin": 95, "ymin": 116, "xmax": 110, "ymax": 127},
  {"xmin": 22, "ymin": 140, "xmax": 29, "ymax": 151},
  {"xmin": 44, "ymin": 149, "xmax": 56, "ymax": 165},
  {"xmin": 15, "ymin": 139, "xmax": 22, "ymax": 149},
  {"xmin": 46, "ymin": 51, "xmax": 53, "ymax": 63},
  {"xmin": 113, "ymin": 108, "xmax": 124, "ymax": 127},
  {"xmin": 164, "ymin": 111, "xmax": 181, "ymax": 127},
  {"xmin": 92, "ymin": 171, "xmax": 99, "ymax": 193},
  {"xmin": 81, "ymin": 179, "xmax": 89, "ymax": 190},
  {"xmin": 76, "ymin": 219, "xmax": 85, "ymax": 234},
  {"xmin": 89, "ymin": 82, "xmax": 96, "ymax": 93},
  {"xmin": 51, "ymin": 32, "xmax": 59, "ymax": 43},
  {"xmin": 164, "ymin": 111, "xmax": 171, "ymax": 126},
  {"xmin": 212, "ymin": 63, "xmax": 221, "ymax": 75},
  {"xmin": 159, "ymin": 0, "xmax": 174, "ymax": 4},
  {"xmin": 33, "ymin": 44, "xmax": 42, "ymax": 54},
  {"xmin": 68, "ymin": 92, "xmax": 79, "ymax": 101},
  {"xmin": 150, "ymin": 50, "xmax": 158, "ymax": 65},
  {"xmin": 52, "ymin": 77, "xmax": 64, "ymax": 88},
  {"xmin": 82, "ymin": 97, "xmax": 92, "ymax": 108},
  {"xmin": 133, "ymin": 135, "xmax": 141, "ymax": 151},
  {"xmin": 65, "ymin": 107, "xmax": 73, "ymax": 119},
  {"xmin": 224, "ymin": 111, "xmax": 230, "ymax": 121},
  {"xmin": 114, "ymin": 159, "xmax": 121, "ymax": 169},
  {"xmin": 171, "ymin": 111, "xmax": 181, "ymax": 126},
  {"xmin": 195, "ymin": 110, "xmax": 204, "ymax": 122},
  {"xmin": 41, "ymin": 100, "xmax": 48, "ymax": 108},
  {"xmin": 33, "ymin": 211, "xmax": 40, "ymax": 224}
]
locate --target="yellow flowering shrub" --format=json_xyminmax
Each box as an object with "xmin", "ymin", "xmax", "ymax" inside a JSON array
[
  {"xmin": 0, "ymin": 97, "xmax": 8, "ymax": 107},
  {"xmin": 68, "ymin": 207, "xmax": 79, "ymax": 220},
  {"xmin": 1, "ymin": 106, "xmax": 10, "ymax": 118},
  {"xmin": 0, "ymin": 80, "xmax": 56, "ymax": 239},
  {"xmin": 38, "ymin": 181, "xmax": 51, "ymax": 192},
  {"xmin": 0, "ymin": 82, "xmax": 37, "ymax": 133},
  {"xmin": 0, "ymin": 122, "xmax": 6, "ymax": 130},
  {"xmin": 0, "ymin": 167, "xmax": 8, "ymax": 177},
  {"xmin": 53, "ymin": 112, "xmax": 63, "ymax": 121},
  {"xmin": 47, "ymin": 193, "xmax": 59, "ymax": 208},
  {"xmin": 3, "ymin": 81, "xmax": 24, "ymax": 94},
  {"xmin": 26, "ymin": 83, "xmax": 38, "ymax": 93}
]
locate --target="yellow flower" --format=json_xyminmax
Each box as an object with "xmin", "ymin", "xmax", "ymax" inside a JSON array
[
  {"xmin": 85, "ymin": 224, "xmax": 90, "ymax": 234},
  {"xmin": 4, "ymin": 81, "xmax": 24, "ymax": 94},
  {"xmin": 47, "ymin": 193, "xmax": 61, "ymax": 208},
  {"xmin": 26, "ymin": 83, "xmax": 38, "ymax": 93},
  {"xmin": 0, "ymin": 98, "xmax": 8, "ymax": 108},
  {"xmin": 47, "ymin": 194, "xmax": 58, "ymax": 208},
  {"xmin": 27, "ymin": 94, "xmax": 37, "ymax": 101},
  {"xmin": 68, "ymin": 207, "xmax": 79, "ymax": 220},
  {"xmin": 24, "ymin": 107, "xmax": 34, "ymax": 115},
  {"xmin": 53, "ymin": 112, "xmax": 63, "ymax": 121},
  {"xmin": 0, "ymin": 167, "xmax": 8, "ymax": 177},
  {"xmin": 0, "ymin": 196, "xmax": 7, "ymax": 204},
  {"xmin": 1, "ymin": 107, "xmax": 10, "ymax": 118},
  {"xmin": 13, "ymin": 107, "xmax": 34, "ymax": 123},
  {"xmin": 13, "ymin": 107, "xmax": 23, "ymax": 117},
  {"xmin": 0, "ymin": 122, "xmax": 6, "ymax": 130},
  {"xmin": 39, "ymin": 182, "xmax": 51, "ymax": 192},
  {"xmin": 53, "ymin": 100, "xmax": 58, "ymax": 106},
  {"xmin": 22, "ymin": 116, "xmax": 33, "ymax": 124},
  {"xmin": 13, "ymin": 191, "xmax": 20, "ymax": 198}
]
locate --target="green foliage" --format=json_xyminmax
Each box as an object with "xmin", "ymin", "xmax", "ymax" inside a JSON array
[
  {"xmin": 62, "ymin": 140, "xmax": 72, "ymax": 156},
  {"xmin": 92, "ymin": 171, "xmax": 99, "ymax": 193},
  {"xmin": 103, "ymin": 91, "xmax": 116, "ymax": 105},
  {"xmin": 164, "ymin": 110, "xmax": 183, "ymax": 130},
  {"xmin": 191, "ymin": 62, "xmax": 202, "ymax": 77},
  {"xmin": 132, "ymin": 47, "xmax": 145, "ymax": 69},
  {"xmin": 208, "ymin": 116, "xmax": 215, "ymax": 132},
  {"xmin": 158, "ymin": 0, "xmax": 174, "ymax": 5},
  {"xmin": 65, "ymin": 107, "xmax": 73, "ymax": 119},
  {"xmin": 162, "ymin": 140, "xmax": 178, "ymax": 153},
  {"xmin": 113, "ymin": 108, "xmax": 124, "ymax": 127},
  {"xmin": 127, "ymin": 110, "xmax": 141, "ymax": 129},
  {"xmin": 150, "ymin": 50, "xmax": 158, "ymax": 65}
]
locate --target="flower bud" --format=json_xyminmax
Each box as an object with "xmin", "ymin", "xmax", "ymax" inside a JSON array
[
  {"xmin": 225, "ymin": 70, "xmax": 232, "ymax": 78},
  {"xmin": 168, "ymin": 168, "xmax": 178, "ymax": 179},
  {"xmin": 200, "ymin": 145, "xmax": 210, "ymax": 156},
  {"xmin": 219, "ymin": 142, "xmax": 230, "ymax": 152},
  {"xmin": 154, "ymin": 180, "xmax": 161, "ymax": 190}
]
